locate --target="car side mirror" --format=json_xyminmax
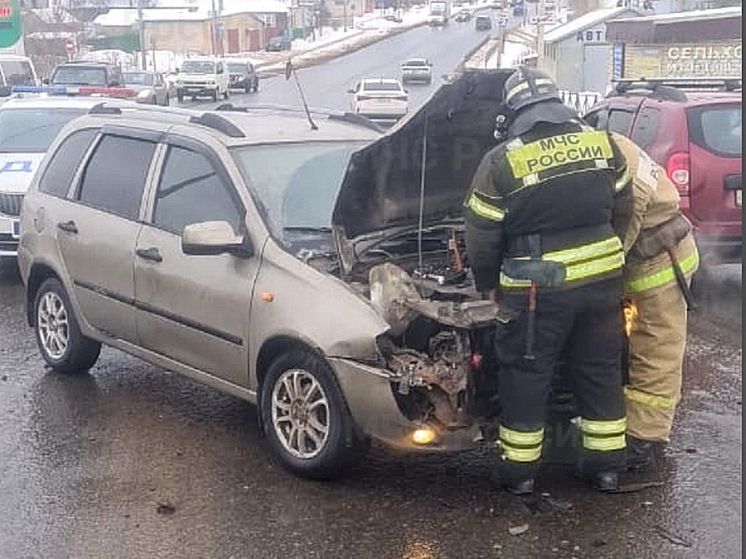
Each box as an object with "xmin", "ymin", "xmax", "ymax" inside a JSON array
[
  {"xmin": 42, "ymin": 77, "xmax": 50, "ymax": 84},
  {"xmin": 348, "ymin": 88, "xmax": 356, "ymax": 93},
  {"xmin": 182, "ymin": 221, "xmax": 253, "ymax": 258},
  {"xmin": 109, "ymin": 80, "xmax": 121, "ymax": 87}
]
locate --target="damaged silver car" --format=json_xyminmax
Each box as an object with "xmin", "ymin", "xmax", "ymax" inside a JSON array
[{"xmin": 19, "ymin": 70, "xmax": 525, "ymax": 479}]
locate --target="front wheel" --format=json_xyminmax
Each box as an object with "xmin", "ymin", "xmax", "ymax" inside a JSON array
[
  {"xmin": 33, "ymin": 278, "xmax": 101, "ymax": 374},
  {"xmin": 260, "ymin": 349, "xmax": 360, "ymax": 480}
]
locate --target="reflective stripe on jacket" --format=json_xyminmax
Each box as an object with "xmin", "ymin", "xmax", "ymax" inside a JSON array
[{"xmin": 463, "ymin": 120, "xmax": 632, "ymax": 294}]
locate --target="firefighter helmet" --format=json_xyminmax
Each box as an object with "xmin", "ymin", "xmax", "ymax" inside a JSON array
[{"xmin": 503, "ymin": 66, "xmax": 561, "ymax": 113}]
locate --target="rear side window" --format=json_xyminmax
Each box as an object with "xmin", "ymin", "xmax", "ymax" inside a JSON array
[
  {"xmin": 630, "ymin": 107, "xmax": 660, "ymax": 149},
  {"xmin": 77, "ymin": 135, "xmax": 156, "ymax": 219},
  {"xmin": 39, "ymin": 129, "xmax": 98, "ymax": 198},
  {"xmin": 687, "ymin": 105, "xmax": 741, "ymax": 157}
]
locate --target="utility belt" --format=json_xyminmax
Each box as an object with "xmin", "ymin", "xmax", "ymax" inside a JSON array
[
  {"xmin": 630, "ymin": 213, "xmax": 692, "ymax": 261},
  {"xmin": 500, "ymin": 226, "xmax": 624, "ymax": 289},
  {"xmin": 498, "ymin": 229, "xmax": 624, "ymax": 360}
]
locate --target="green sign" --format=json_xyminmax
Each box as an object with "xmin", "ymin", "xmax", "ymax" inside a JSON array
[{"xmin": 0, "ymin": 0, "xmax": 22, "ymax": 49}]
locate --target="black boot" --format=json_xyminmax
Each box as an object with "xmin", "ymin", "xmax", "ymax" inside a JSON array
[
  {"xmin": 576, "ymin": 449, "xmax": 623, "ymax": 493},
  {"xmin": 499, "ymin": 460, "xmax": 538, "ymax": 496},
  {"xmin": 625, "ymin": 436, "xmax": 660, "ymax": 473}
]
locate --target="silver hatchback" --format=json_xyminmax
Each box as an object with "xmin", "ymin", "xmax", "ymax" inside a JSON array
[{"xmin": 18, "ymin": 72, "xmax": 514, "ymax": 479}]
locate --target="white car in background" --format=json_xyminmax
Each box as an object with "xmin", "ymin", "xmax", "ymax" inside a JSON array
[
  {"xmin": 349, "ymin": 78, "xmax": 409, "ymax": 120},
  {"xmin": 400, "ymin": 58, "xmax": 433, "ymax": 85}
]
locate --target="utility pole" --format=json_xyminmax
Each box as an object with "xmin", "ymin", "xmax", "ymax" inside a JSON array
[
  {"xmin": 536, "ymin": 0, "xmax": 545, "ymax": 69},
  {"xmin": 137, "ymin": 0, "xmax": 146, "ymax": 70},
  {"xmin": 211, "ymin": 0, "xmax": 218, "ymax": 56},
  {"xmin": 343, "ymin": 0, "xmax": 347, "ymax": 32}
]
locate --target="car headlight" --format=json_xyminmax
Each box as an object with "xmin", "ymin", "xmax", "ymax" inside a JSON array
[{"xmin": 137, "ymin": 90, "xmax": 151, "ymax": 98}]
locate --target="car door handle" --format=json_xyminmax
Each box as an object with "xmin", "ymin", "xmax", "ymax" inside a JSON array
[
  {"xmin": 135, "ymin": 247, "xmax": 163, "ymax": 263},
  {"xmin": 57, "ymin": 220, "xmax": 78, "ymax": 234}
]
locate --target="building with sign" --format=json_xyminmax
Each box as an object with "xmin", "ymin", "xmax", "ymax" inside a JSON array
[
  {"xmin": 540, "ymin": 6, "xmax": 639, "ymax": 95},
  {"xmin": 605, "ymin": 6, "xmax": 741, "ymax": 80}
]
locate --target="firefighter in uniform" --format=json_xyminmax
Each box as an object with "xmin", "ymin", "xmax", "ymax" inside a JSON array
[
  {"xmin": 610, "ymin": 132, "xmax": 699, "ymax": 472},
  {"xmin": 464, "ymin": 66, "xmax": 633, "ymax": 494}
]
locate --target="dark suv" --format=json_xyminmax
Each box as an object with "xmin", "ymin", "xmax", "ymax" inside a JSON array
[
  {"xmin": 49, "ymin": 62, "xmax": 124, "ymax": 87},
  {"xmin": 584, "ymin": 78, "xmax": 742, "ymax": 264},
  {"xmin": 226, "ymin": 60, "xmax": 259, "ymax": 93}
]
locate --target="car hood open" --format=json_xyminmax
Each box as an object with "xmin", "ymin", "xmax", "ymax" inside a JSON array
[{"xmin": 331, "ymin": 68, "xmax": 512, "ymax": 276}]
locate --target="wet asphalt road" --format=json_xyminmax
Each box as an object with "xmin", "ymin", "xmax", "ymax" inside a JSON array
[
  {"xmin": 0, "ymin": 257, "xmax": 741, "ymax": 559},
  {"xmin": 1, "ymin": 19, "xmax": 743, "ymax": 559}
]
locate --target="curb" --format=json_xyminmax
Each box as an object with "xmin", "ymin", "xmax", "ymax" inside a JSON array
[{"xmin": 255, "ymin": 21, "xmax": 428, "ymax": 74}]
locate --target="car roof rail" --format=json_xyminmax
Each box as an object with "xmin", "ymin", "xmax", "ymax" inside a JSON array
[
  {"xmin": 328, "ymin": 112, "xmax": 385, "ymax": 132},
  {"xmin": 87, "ymin": 101, "xmax": 245, "ymax": 138},
  {"xmin": 610, "ymin": 77, "xmax": 742, "ymax": 100},
  {"xmin": 188, "ymin": 112, "xmax": 245, "ymax": 138}
]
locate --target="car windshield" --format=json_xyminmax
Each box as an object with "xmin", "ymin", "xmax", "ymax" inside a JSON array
[
  {"xmin": 0, "ymin": 108, "xmax": 88, "ymax": 153},
  {"xmin": 231, "ymin": 142, "xmax": 365, "ymax": 242},
  {"xmin": 123, "ymin": 72, "xmax": 153, "ymax": 85},
  {"xmin": 690, "ymin": 105, "xmax": 742, "ymax": 157},
  {"xmin": 181, "ymin": 60, "xmax": 215, "ymax": 74},
  {"xmin": 51, "ymin": 66, "xmax": 107, "ymax": 85},
  {"xmin": 0, "ymin": 60, "xmax": 36, "ymax": 86},
  {"xmin": 404, "ymin": 60, "xmax": 427, "ymax": 66},
  {"xmin": 227, "ymin": 63, "xmax": 248, "ymax": 74},
  {"xmin": 362, "ymin": 81, "xmax": 401, "ymax": 91}
]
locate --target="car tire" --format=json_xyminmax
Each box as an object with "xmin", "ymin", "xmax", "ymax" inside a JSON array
[
  {"xmin": 33, "ymin": 278, "xmax": 101, "ymax": 374},
  {"xmin": 260, "ymin": 348, "xmax": 359, "ymax": 480},
  {"xmin": 177, "ymin": 92, "xmax": 184, "ymax": 103},
  {"xmin": 253, "ymin": 82, "xmax": 259, "ymax": 93},
  {"xmin": 223, "ymin": 87, "xmax": 230, "ymax": 99}
]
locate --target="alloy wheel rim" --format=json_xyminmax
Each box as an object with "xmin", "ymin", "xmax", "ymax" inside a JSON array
[
  {"xmin": 271, "ymin": 369, "xmax": 330, "ymax": 459},
  {"xmin": 37, "ymin": 292, "xmax": 69, "ymax": 360}
]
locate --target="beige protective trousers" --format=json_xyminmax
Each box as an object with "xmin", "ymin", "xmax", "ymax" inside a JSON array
[{"xmin": 625, "ymin": 280, "xmax": 688, "ymax": 443}]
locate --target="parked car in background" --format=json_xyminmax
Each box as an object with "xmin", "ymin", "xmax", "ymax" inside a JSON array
[
  {"xmin": 0, "ymin": 96, "xmax": 130, "ymax": 257},
  {"xmin": 400, "ymin": 58, "xmax": 432, "ymax": 85},
  {"xmin": 266, "ymin": 36, "xmax": 292, "ymax": 52},
  {"xmin": 175, "ymin": 58, "xmax": 230, "ymax": 102},
  {"xmin": 475, "ymin": 15, "xmax": 492, "ymax": 30},
  {"xmin": 584, "ymin": 77, "xmax": 742, "ymax": 265},
  {"xmin": 226, "ymin": 60, "xmax": 259, "ymax": 93},
  {"xmin": 49, "ymin": 62, "xmax": 123, "ymax": 87},
  {"xmin": 122, "ymin": 70, "xmax": 170, "ymax": 106},
  {"xmin": 349, "ymin": 78, "xmax": 409, "ymax": 120},
  {"xmin": 0, "ymin": 55, "xmax": 39, "ymax": 90}
]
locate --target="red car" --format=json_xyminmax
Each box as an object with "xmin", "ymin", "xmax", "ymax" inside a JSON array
[{"xmin": 584, "ymin": 78, "xmax": 742, "ymax": 265}]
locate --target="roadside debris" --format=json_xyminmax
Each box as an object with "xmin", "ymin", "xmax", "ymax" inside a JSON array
[
  {"xmin": 655, "ymin": 525, "xmax": 693, "ymax": 548},
  {"xmin": 613, "ymin": 481, "xmax": 664, "ymax": 494},
  {"xmin": 508, "ymin": 524, "xmax": 529, "ymax": 536},
  {"xmin": 156, "ymin": 501, "xmax": 176, "ymax": 515}
]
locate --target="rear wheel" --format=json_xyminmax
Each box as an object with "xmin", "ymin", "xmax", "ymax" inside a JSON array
[
  {"xmin": 260, "ymin": 349, "xmax": 360, "ymax": 480},
  {"xmin": 177, "ymin": 91, "xmax": 184, "ymax": 103},
  {"xmin": 33, "ymin": 278, "xmax": 101, "ymax": 374}
]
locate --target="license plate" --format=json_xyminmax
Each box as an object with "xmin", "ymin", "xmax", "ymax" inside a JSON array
[
  {"xmin": 375, "ymin": 98, "xmax": 391, "ymax": 104},
  {"xmin": 736, "ymin": 190, "xmax": 742, "ymax": 207},
  {"xmin": 11, "ymin": 219, "xmax": 20, "ymax": 239}
]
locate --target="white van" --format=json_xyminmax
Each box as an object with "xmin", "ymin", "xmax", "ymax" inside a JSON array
[{"xmin": 0, "ymin": 55, "xmax": 39, "ymax": 88}]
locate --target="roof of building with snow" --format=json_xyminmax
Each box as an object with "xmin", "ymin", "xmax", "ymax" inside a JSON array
[
  {"xmin": 94, "ymin": 0, "xmax": 288, "ymax": 26},
  {"xmin": 544, "ymin": 7, "xmax": 639, "ymax": 43}
]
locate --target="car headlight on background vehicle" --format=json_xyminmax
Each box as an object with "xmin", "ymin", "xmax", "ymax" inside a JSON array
[{"xmin": 137, "ymin": 89, "xmax": 151, "ymax": 99}]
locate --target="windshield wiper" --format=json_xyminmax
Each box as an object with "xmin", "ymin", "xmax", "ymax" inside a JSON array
[{"xmin": 283, "ymin": 226, "xmax": 333, "ymax": 234}]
